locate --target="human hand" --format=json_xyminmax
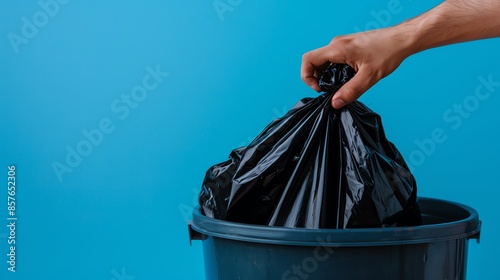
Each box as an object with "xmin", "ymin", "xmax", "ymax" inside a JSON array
[
  {"xmin": 302, "ymin": 0, "xmax": 500, "ymax": 109},
  {"xmin": 301, "ymin": 27, "xmax": 412, "ymax": 109}
]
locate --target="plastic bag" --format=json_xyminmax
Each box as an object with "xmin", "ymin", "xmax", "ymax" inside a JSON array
[{"xmin": 199, "ymin": 64, "xmax": 422, "ymax": 229}]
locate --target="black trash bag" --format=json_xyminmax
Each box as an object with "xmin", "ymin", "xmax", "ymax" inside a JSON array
[{"xmin": 199, "ymin": 64, "xmax": 422, "ymax": 229}]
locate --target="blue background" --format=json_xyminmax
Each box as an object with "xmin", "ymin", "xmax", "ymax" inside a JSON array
[{"xmin": 1, "ymin": 0, "xmax": 499, "ymax": 279}]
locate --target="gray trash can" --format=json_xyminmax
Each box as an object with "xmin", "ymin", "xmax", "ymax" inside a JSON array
[{"xmin": 188, "ymin": 197, "xmax": 481, "ymax": 280}]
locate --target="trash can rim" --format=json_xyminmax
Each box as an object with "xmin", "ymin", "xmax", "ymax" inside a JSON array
[{"xmin": 189, "ymin": 197, "xmax": 481, "ymax": 247}]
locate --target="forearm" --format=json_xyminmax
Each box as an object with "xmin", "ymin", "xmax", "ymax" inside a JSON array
[
  {"xmin": 301, "ymin": 0, "xmax": 500, "ymax": 107},
  {"xmin": 396, "ymin": 0, "xmax": 500, "ymax": 56}
]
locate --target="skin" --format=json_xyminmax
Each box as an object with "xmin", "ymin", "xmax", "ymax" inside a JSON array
[{"xmin": 301, "ymin": 0, "xmax": 500, "ymax": 109}]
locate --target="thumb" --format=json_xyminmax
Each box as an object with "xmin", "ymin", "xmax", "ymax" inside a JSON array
[{"xmin": 331, "ymin": 68, "xmax": 378, "ymax": 109}]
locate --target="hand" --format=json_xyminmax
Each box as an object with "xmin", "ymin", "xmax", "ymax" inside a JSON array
[
  {"xmin": 301, "ymin": 0, "xmax": 500, "ymax": 109},
  {"xmin": 301, "ymin": 27, "xmax": 411, "ymax": 109}
]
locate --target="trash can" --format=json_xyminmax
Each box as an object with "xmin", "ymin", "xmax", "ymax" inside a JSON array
[{"xmin": 188, "ymin": 197, "xmax": 481, "ymax": 280}]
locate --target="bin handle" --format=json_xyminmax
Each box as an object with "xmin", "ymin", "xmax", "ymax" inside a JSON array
[
  {"xmin": 188, "ymin": 221, "xmax": 208, "ymax": 245},
  {"xmin": 467, "ymin": 221, "xmax": 481, "ymax": 244}
]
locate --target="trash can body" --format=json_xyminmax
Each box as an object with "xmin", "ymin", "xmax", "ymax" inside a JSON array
[{"xmin": 189, "ymin": 198, "xmax": 481, "ymax": 280}]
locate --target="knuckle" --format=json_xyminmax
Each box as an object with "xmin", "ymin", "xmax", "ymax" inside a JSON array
[
  {"xmin": 300, "ymin": 70, "xmax": 308, "ymax": 81},
  {"xmin": 329, "ymin": 35, "xmax": 342, "ymax": 45},
  {"xmin": 300, "ymin": 73, "xmax": 307, "ymax": 81},
  {"xmin": 301, "ymin": 52, "xmax": 311, "ymax": 62},
  {"xmin": 329, "ymin": 35, "xmax": 349, "ymax": 46},
  {"xmin": 301, "ymin": 73, "xmax": 312, "ymax": 82}
]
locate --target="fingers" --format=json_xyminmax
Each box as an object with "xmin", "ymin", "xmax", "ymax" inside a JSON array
[
  {"xmin": 301, "ymin": 46, "xmax": 341, "ymax": 92},
  {"xmin": 301, "ymin": 39, "xmax": 379, "ymax": 106},
  {"xmin": 331, "ymin": 67, "xmax": 379, "ymax": 109}
]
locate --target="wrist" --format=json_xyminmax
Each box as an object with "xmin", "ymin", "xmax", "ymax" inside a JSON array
[
  {"xmin": 384, "ymin": 23, "xmax": 419, "ymax": 62},
  {"xmin": 392, "ymin": 0, "xmax": 500, "ymax": 56}
]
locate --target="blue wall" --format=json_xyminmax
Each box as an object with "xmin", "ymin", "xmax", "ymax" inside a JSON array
[{"xmin": 1, "ymin": 0, "xmax": 498, "ymax": 279}]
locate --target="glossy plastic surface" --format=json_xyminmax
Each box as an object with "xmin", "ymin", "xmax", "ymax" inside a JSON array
[
  {"xmin": 189, "ymin": 197, "xmax": 481, "ymax": 280},
  {"xmin": 199, "ymin": 64, "xmax": 422, "ymax": 228}
]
